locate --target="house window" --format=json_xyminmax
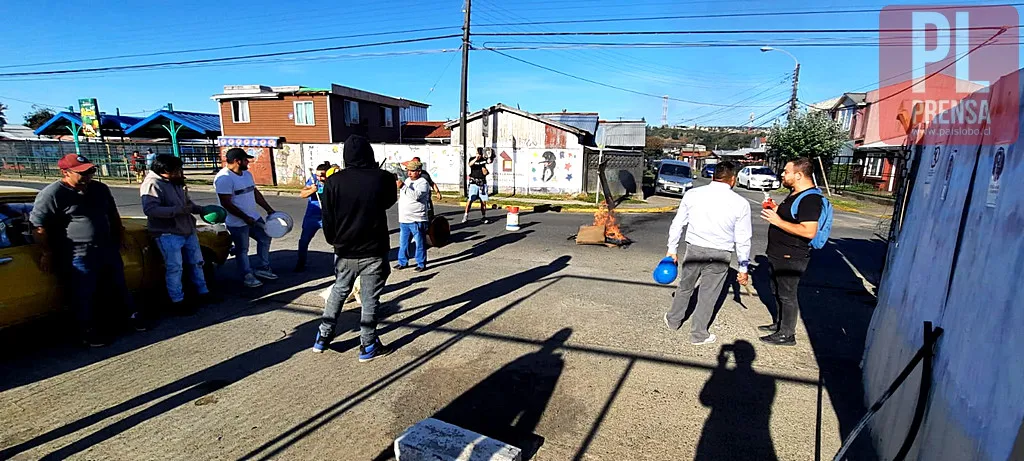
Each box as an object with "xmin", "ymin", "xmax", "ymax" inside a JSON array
[
  {"xmin": 231, "ymin": 100, "xmax": 250, "ymax": 123},
  {"xmin": 840, "ymin": 108, "xmax": 854, "ymax": 130},
  {"xmin": 380, "ymin": 107, "xmax": 394, "ymax": 128},
  {"xmin": 294, "ymin": 101, "xmax": 315, "ymax": 126},
  {"xmin": 863, "ymin": 157, "xmax": 884, "ymax": 177},
  {"xmin": 345, "ymin": 100, "xmax": 360, "ymax": 126}
]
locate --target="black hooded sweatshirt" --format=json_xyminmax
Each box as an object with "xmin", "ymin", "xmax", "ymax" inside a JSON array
[{"xmin": 321, "ymin": 135, "xmax": 398, "ymax": 258}]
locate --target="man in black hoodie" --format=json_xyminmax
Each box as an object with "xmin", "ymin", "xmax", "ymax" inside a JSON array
[{"xmin": 313, "ymin": 135, "xmax": 399, "ymax": 362}]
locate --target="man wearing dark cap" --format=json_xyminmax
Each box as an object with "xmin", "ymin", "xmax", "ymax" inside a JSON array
[
  {"xmin": 313, "ymin": 135, "xmax": 398, "ymax": 362},
  {"xmin": 215, "ymin": 148, "xmax": 278, "ymax": 288},
  {"xmin": 30, "ymin": 154, "xmax": 145, "ymax": 346}
]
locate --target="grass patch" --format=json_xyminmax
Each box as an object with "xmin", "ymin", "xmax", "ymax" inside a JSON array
[{"xmin": 829, "ymin": 198, "xmax": 865, "ymax": 212}]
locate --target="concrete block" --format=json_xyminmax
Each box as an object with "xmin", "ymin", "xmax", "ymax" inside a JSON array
[{"xmin": 394, "ymin": 418, "xmax": 522, "ymax": 461}]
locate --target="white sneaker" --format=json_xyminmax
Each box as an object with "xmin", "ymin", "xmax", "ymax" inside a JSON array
[
  {"xmin": 691, "ymin": 333, "xmax": 717, "ymax": 346},
  {"xmin": 253, "ymin": 269, "xmax": 278, "ymax": 281},
  {"xmin": 243, "ymin": 273, "xmax": 264, "ymax": 288},
  {"xmin": 461, "ymin": 214, "xmax": 468, "ymax": 223}
]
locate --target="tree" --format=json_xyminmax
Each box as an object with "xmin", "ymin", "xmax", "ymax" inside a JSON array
[
  {"xmin": 0, "ymin": 102, "xmax": 8, "ymax": 130},
  {"xmin": 645, "ymin": 136, "xmax": 664, "ymax": 150},
  {"xmin": 766, "ymin": 111, "xmax": 847, "ymax": 164},
  {"xmin": 23, "ymin": 105, "xmax": 56, "ymax": 129}
]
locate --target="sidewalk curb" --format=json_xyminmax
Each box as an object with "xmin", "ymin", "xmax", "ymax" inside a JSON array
[{"xmin": 457, "ymin": 201, "xmax": 678, "ymax": 214}]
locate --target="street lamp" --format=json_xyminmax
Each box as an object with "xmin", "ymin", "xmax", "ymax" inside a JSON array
[{"xmin": 761, "ymin": 46, "xmax": 800, "ymax": 121}]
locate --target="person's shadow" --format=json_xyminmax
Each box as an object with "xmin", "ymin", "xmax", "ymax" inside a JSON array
[
  {"xmin": 695, "ymin": 340, "xmax": 778, "ymax": 461},
  {"xmin": 374, "ymin": 329, "xmax": 571, "ymax": 460}
]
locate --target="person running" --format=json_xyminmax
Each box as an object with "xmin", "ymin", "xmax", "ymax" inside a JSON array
[
  {"xmin": 314, "ymin": 135, "xmax": 398, "ymax": 362},
  {"xmin": 462, "ymin": 147, "xmax": 490, "ymax": 224},
  {"xmin": 758, "ymin": 157, "xmax": 825, "ymax": 346},
  {"xmin": 295, "ymin": 161, "xmax": 331, "ymax": 272},
  {"xmin": 395, "ymin": 159, "xmax": 431, "ymax": 272},
  {"xmin": 29, "ymin": 154, "xmax": 146, "ymax": 346},
  {"xmin": 663, "ymin": 161, "xmax": 752, "ymax": 346},
  {"xmin": 214, "ymin": 148, "xmax": 278, "ymax": 288},
  {"xmin": 140, "ymin": 154, "xmax": 213, "ymax": 314}
]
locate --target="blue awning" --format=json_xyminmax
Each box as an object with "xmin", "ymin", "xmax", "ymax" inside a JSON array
[
  {"xmin": 34, "ymin": 111, "xmax": 144, "ymax": 137},
  {"xmin": 124, "ymin": 110, "xmax": 221, "ymax": 139}
]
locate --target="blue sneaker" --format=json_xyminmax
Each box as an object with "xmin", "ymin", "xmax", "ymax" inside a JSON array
[
  {"xmin": 358, "ymin": 339, "xmax": 393, "ymax": 362},
  {"xmin": 312, "ymin": 332, "xmax": 333, "ymax": 353}
]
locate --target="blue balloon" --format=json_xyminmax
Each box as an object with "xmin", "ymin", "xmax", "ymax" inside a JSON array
[{"xmin": 653, "ymin": 256, "xmax": 678, "ymax": 285}]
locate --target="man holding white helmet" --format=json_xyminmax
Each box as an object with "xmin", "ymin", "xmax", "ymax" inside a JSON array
[{"xmin": 215, "ymin": 147, "xmax": 278, "ymax": 288}]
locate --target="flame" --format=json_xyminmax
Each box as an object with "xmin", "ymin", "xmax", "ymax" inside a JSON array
[{"xmin": 593, "ymin": 204, "xmax": 627, "ymax": 241}]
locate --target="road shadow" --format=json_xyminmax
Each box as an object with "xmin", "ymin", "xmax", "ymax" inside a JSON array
[
  {"xmin": 830, "ymin": 237, "xmax": 886, "ymax": 290},
  {"xmin": 0, "ymin": 268, "xmax": 432, "ymax": 460},
  {"xmin": 696, "ymin": 340, "xmax": 777, "ymax": 460},
  {"xmin": 427, "ymin": 230, "xmax": 535, "ymax": 271},
  {"xmin": 751, "ymin": 242, "xmax": 880, "ymax": 460},
  {"xmin": 372, "ymin": 329, "xmax": 571, "ymax": 460},
  {"xmin": 238, "ymin": 256, "xmax": 571, "ymax": 460}
]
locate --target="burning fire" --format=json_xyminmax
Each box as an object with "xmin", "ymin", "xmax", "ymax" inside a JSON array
[{"xmin": 593, "ymin": 204, "xmax": 628, "ymax": 242}]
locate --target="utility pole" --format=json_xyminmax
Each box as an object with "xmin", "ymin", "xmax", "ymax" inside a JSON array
[
  {"xmin": 789, "ymin": 63, "xmax": 800, "ymax": 121},
  {"xmin": 661, "ymin": 95, "xmax": 668, "ymax": 127},
  {"xmin": 458, "ymin": 0, "xmax": 472, "ymax": 197}
]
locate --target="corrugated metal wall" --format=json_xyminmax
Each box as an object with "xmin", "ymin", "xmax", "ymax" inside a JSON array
[
  {"xmin": 862, "ymin": 69, "xmax": 1024, "ymax": 461},
  {"xmin": 450, "ymin": 110, "xmax": 583, "ymax": 151},
  {"xmin": 596, "ymin": 122, "xmax": 646, "ymax": 148}
]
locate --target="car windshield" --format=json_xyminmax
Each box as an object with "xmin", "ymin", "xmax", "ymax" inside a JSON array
[
  {"xmin": 660, "ymin": 164, "xmax": 691, "ymax": 177},
  {"xmin": 752, "ymin": 168, "xmax": 774, "ymax": 175}
]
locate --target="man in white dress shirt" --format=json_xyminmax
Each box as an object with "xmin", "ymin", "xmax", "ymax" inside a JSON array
[{"xmin": 664, "ymin": 161, "xmax": 752, "ymax": 345}]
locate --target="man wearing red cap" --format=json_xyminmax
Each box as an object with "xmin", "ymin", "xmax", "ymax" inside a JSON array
[{"xmin": 30, "ymin": 154, "xmax": 145, "ymax": 346}]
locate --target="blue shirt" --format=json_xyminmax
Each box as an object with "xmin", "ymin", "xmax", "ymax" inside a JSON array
[{"xmin": 304, "ymin": 177, "xmax": 323, "ymax": 220}]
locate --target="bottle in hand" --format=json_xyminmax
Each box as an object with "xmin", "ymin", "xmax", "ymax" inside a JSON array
[{"xmin": 762, "ymin": 192, "xmax": 776, "ymax": 210}]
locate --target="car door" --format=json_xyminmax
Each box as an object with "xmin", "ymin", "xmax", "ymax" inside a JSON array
[
  {"xmin": 0, "ymin": 201, "xmax": 59, "ymax": 329},
  {"xmin": 737, "ymin": 167, "xmax": 748, "ymax": 186}
]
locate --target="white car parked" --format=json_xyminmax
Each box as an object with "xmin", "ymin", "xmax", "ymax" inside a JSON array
[{"xmin": 737, "ymin": 166, "xmax": 781, "ymax": 190}]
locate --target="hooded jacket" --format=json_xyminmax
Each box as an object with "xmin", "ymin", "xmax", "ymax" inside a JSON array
[
  {"xmin": 140, "ymin": 171, "xmax": 201, "ymax": 236},
  {"xmin": 322, "ymin": 135, "xmax": 398, "ymax": 258}
]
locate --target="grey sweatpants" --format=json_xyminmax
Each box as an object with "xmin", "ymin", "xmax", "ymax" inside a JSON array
[
  {"xmin": 665, "ymin": 244, "xmax": 732, "ymax": 343},
  {"xmin": 319, "ymin": 256, "xmax": 390, "ymax": 346}
]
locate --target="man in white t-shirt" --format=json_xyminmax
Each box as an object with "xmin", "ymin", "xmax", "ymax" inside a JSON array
[{"xmin": 215, "ymin": 148, "xmax": 278, "ymax": 288}]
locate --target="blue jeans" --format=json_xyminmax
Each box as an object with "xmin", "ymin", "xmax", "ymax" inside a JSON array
[
  {"xmin": 227, "ymin": 221, "xmax": 272, "ymax": 278},
  {"xmin": 296, "ymin": 215, "xmax": 322, "ymax": 268},
  {"xmin": 319, "ymin": 256, "xmax": 390, "ymax": 346},
  {"xmin": 155, "ymin": 233, "xmax": 209, "ymax": 303},
  {"xmin": 64, "ymin": 243, "xmax": 135, "ymax": 334},
  {"xmin": 398, "ymin": 221, "xmax": 428, "ymax": 268}
]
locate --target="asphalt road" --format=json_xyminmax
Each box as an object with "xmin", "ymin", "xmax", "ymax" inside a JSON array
[
  {"xmin": 2, "ymin": 177, "xmax": 886, "ymax": 283},
  {"xmin": 0, "ymin": 177, "xmax": 886, "ymax": 459}
]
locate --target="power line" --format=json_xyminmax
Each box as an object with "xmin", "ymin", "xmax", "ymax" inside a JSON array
[
  {"xmin": 0, "ymin": 34, "xmax": 462, "ymax": 78},
  {"xmin": 425, "ymin": 45, "xmax": 462, "ymax": 100},
  {"xmin": 872, "ymin": 28, "xmax": 1008, "ymax": 106},
  {"xmin": 472, "ymin": 3, "xmax": 1024, "ymax": 27},
  {"xmin": 475, "ymin": 25, "xmax": 1020, "ymax": 37},
  {"xmin": 484, "ymin": 47, "xmax": 779, "ymax": 108},
  {"xmin": 0, "ymin": 26, "xmax": 462, "ymax": 70},
  {"xmin": 0, "ymin": 95, "xmax": 65, "ymax": 109}
]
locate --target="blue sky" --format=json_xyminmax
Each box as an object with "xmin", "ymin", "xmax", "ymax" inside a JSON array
[{"xmin": 0, "ymin": 0, "xmax": 1020, "ymax": 128}]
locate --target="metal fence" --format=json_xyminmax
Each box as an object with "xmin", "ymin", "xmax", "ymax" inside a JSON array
[
  {"xmin": 583, "ymin": 149, "xmax": 644, "ymax": 197},
  {"xmin": 826, "ymin": 153, "xmax": 904, "ymax": 199},
  {"xmin": 0, "ymin": 140, "xmax": 221, "ymax": 180}
]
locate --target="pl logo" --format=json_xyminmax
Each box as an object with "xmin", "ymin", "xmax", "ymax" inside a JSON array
[{"xmin": 879, "ymin": 5, "xmax": 1018, "ymax": 145}]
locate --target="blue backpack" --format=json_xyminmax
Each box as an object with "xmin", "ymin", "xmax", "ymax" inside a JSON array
[{"xmin": 790, "ymin": 188, "xmax": 833, "ymax": 250}]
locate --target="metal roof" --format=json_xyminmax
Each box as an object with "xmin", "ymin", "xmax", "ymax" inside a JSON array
[
  {"xmin": 125, "ymin": 110, "xmax": 221, "ymax": 139},
  {"xmin": 34, "ymin": 112, "xmax": 144, "ymax": 136},
  {"xmin": 0, "ymin": 124, "xmax": 46, "ymax": 141},
  {"xmin": 537, "ymin": 113, "xmax": 599, "ymax": 135},
  {"xmin": 445, "ymin": 104, "xmax": 585, "ymax": 135},
  {"xmin": 596, "ymin": 121, "xmax": 646, "ymax": 148}
]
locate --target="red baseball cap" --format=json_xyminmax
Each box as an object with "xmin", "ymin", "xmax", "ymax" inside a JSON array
[{"xmin": 57, "ymin": 154, "xmax": 96, "ymax": 172}]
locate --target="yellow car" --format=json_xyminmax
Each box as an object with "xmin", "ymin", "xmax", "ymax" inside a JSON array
[{"xmin": 0, "ymin": 185, "xmax": 232, "ymax": 329}]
